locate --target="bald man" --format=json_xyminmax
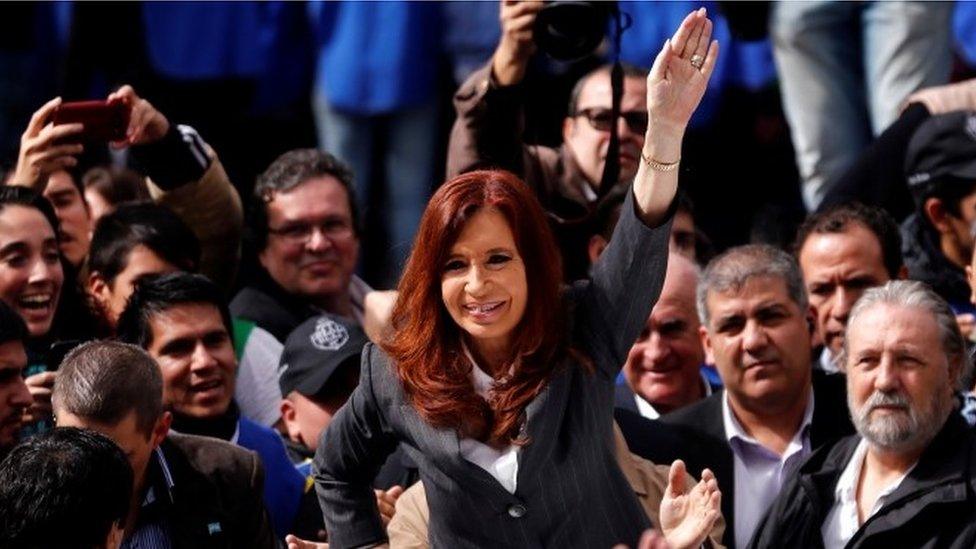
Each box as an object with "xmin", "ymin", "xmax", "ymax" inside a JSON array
[{"xmin": 616, "ymin": 253, "xmax": 712, "ymax": 419}]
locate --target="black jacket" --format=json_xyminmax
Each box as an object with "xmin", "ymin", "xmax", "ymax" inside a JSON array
[
  {"xmin": 748, "ymin": 413, "xmax": 976, "ymax": 549},
  {"xmin": 618, "ymin": 370, "xmax": 854, "ymax": 548},
  {"xmin": 156, "ymin": 433, "xmax": 277, "ymax": 548}
]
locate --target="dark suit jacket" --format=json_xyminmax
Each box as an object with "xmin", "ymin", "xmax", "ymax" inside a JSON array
[
  {"xmin": 315, "ymin": 191, "xmax": 672, "ymax": 549},
  {"xmin": 617, "ymin": 370, "xmax": 854, "ymax": 549},
  {"xmin": 159, "ymin": 433, "xmax": 277, "ymax": 548}
]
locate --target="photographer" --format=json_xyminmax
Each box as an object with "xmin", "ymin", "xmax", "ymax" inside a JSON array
[{"xmin": 447, "ymin": 1, "xmax": 657, "ymax": 279}]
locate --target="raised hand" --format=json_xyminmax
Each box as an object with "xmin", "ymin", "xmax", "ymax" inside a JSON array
[
  {"xmin": 646, "ymin": 8, "xmax": 719, "ymax": 134},
  {"xmin": 8, "ymin": 98, "xmax": 84, "ymax": 190},
  {"xmin": 491, "ymin": 1, "xmax": 544, "ymax": 86},
  {"xmin": 22, "ymin": 371, "xmax": 56, "ymax": 425},
  {"xmin": 659, "ymin": 460, "xmax": 721, "ymax": 549},
  {"xmin": 106, "ymin": 85, "xmax": 170, "ymax": 148}
]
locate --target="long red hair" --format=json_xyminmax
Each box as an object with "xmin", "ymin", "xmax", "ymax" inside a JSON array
[{"xmin": 384, "ymin": 170, "xmax": 566, "ymax": 446}]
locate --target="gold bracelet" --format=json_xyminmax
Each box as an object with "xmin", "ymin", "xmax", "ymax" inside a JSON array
[{"xmin": 641, "ymin": 151, "xmax": 680, "ymax": 172}]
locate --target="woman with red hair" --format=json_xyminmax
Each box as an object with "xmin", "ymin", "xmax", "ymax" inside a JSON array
[{"xmin": 309, "ymin": 9, "xmax": 720, "ymax": 549}]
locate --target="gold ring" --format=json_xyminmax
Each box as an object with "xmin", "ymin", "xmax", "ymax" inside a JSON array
[{"xmin": 690, "ymin": 54, "xmax": 704, "ymax": 69}]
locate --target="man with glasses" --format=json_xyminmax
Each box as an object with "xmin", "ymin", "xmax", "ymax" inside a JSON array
[
  {"xmin": 231, "ymin": 149, "xmax": 370, "ymax": 344},
  {"xmin": 447, "ymin": 1, "xmax": 651, "ymax": 279}
]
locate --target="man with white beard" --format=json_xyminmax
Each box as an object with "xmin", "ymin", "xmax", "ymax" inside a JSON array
[{"xmin": 748, "ymin": 280, "xmax": 976, "ymax": 548}]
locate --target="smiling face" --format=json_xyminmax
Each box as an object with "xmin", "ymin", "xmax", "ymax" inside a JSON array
[
  {"xmin": 623, "ymin": 255, "xmax": 705, "ymax": 413},
  {"xmin": 0, "ymin": 205, "xmax": 64, "ymax": 337},
  {"xmin": 701, "ymin": 275, "xmax": 814, "ymax": 414},
  {"xmin": 0, "ymin": 340, "xmax": 30, "ymax": 451},
  {"xmin": 440, "ymin": 208, "xmax": 528, "ymax": 362},
  {"xmin": 144, "ymin": 303, "xmax": 236, "ymax": 419},
  {"xmin": 44, "ymin": 171, "xmax": 91, "ymax": 267},
  {"xmin": 798, "ymin": 223, "xmax": 891, "ymax": 358},
  {"xmin": 258, "ymin": 176, "xmax": 359, "ymax": 306},
  {"xmin": 846, "ymin": 303, "xmax": 956, "ymax": 453},
  {"xmin": 563, "ymin": 73, "xmax": 647, "ymax": 187}
]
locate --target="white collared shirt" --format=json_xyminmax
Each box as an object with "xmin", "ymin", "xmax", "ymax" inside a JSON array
[
  {"xmin": 819, "ymin": 347, "xmax": 843, "ymax": 374},
  {"xmin": 634, "ymin": 370, "xmax": 714, "ymax": 420},
  {"xmin": 821, "ymin": 439, "xmax": 915, "ymax": 548},
  {"xmin": 459, "ymin": 344, "xmax": 521, "ymax": 494},
  {"xmin": 723, "ymin": 390, "xmax": 815, "ymax": 549}
]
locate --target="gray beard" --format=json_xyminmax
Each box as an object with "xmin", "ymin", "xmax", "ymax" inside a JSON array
[{"xmin": 849, "ymin": 388, "xmax": 952, "ymax": 454}]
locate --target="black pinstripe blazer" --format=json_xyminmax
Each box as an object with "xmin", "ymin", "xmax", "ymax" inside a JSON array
[{"xmin": 314, "ymin": 191, "xmax": 672, "ymax": 549}]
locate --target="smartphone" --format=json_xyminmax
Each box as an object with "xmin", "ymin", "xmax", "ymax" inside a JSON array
[{"xmin": 51, "ymin": 100, "xmax": 130, "ymax": 142}]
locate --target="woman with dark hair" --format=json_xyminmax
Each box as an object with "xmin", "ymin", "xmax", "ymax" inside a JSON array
[
  {"xmin": 308, "ymin": 10, "xmax": 720, "ymax": 549},
  {"xmin": 0, "ymin": 186, "xmax": 93, "ymax": 435}
]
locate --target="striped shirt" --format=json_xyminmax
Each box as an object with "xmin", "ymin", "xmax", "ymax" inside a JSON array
[{"xmin": 121, "ymin": 447, "xmax": 175, "ymax": 549}]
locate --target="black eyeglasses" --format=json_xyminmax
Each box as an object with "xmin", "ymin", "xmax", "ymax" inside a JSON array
[{"xmin": 575, "ymin": 108, "xmax": 648, "ymax": 134}]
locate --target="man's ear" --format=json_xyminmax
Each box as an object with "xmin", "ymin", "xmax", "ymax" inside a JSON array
[
  {"xmin": 924, "ymin": 197, "xmax": 953, "ymax": 234},
  {"xmin": 562, "ymin": 116, "xmax": 576, "ymax": 143},
  {"xmin": 151, "ymin": 412, "xmax": 172, "ymax": 449},
  {"xmin": 588, "ymin": 235, "xmax": 608, "ymax": 266},
  {"xmin": 280, "ymin": 398, "xmax": 299, "ymax": 440},
  {"xmin": 699, "ymin": 325, "xmax": 715, "ymax": 365},
  {"xmin": 88, "ymin": 272, "xmax": 110, "ymax": 309}
]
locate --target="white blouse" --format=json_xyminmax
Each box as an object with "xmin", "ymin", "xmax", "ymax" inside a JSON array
[{"xmin": 459, "ymin": 343, "xmax": 521, "ymax": 494}]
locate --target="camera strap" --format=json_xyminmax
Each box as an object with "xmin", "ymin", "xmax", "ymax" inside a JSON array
[{"xmin": 597, "ymin": 5, "xmax": 626, "ymax": 199}]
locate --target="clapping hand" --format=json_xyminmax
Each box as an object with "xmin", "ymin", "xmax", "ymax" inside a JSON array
[{"xmin": 659, "ymin": 460, "xmax": 721, "ymax": 549}]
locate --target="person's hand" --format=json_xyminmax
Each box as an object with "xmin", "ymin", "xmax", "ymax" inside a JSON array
[
  {"xmin": 659, "ymin": 460, "xmax": 721, "ymax": 549},
  {"xmin": 958, "ymin": 313, "xmax": 976, "ymax": 342},
  {"xmin": 646, "ymin": 8, "xmax": 719, "ymax": 138},
  {"xmin": 364, "ymin": 290, "xmax": 398, "ymax": 344},
  {"xmin": 22, "ymin": 371, "xmax": 57, "ymax": 425},
  {"xmin": 285, "ymin": 535, "xmax": 328, "ymax": 549},
  {"xmin": 613, "ymin": 529, "xmax": 672, "ymax": 549},
  {"xmin": 491, "ymin": 1, "xmax": 544, "ymax": 86},
  {"xmin": 8, "ymin": 97, "xmax": 84, "ymax": 190},
  {"xmin": 905, "ymin": 78, "xmax": 976, "ymax": 115},
  {"xmin": 106, "ymin": 85, "xmax": 170, "ymax": 148},
  {"xmin": 375, "ymin": 485, "xmax": 404, "ymax": 527}
]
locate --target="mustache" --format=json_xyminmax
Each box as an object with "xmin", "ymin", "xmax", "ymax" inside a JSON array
[{"xmin": 863, "ymin": 391, "xmax": 910, "ymax": 412}]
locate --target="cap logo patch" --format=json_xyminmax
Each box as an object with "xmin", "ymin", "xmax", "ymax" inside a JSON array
[
  {"xmin": 967, "ymin": 115, "xmax": 976, "ymax": 141},
  {"xmin": 311, "ymin": 317, "xmax": 349, "ymax": 351}
]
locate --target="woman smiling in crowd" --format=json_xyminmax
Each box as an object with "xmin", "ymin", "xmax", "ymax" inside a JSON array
[{"xmin": 310, "ymin": 9, "xmax": 720, "ymax": 549}]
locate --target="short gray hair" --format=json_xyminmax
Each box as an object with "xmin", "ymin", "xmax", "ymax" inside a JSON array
[
  {"xmin": 696, "ymin": 244, "xmax": 808, "ymax": 326},
  {"xmin": 845, "ymin": 280, "xmax": 967, "ymax": 378},
  {"xmin": 53, "ymin": 341, "xmax": 163, "ymax": 437}
]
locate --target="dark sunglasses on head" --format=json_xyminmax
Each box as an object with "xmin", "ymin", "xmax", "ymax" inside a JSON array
[{"xmin": 575, "ymin": 108, "xmax": 648, "ymax": 134}]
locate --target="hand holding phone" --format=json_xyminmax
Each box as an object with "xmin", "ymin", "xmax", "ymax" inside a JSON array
[{"xmin": 51, "ymin": 100, "xmax": 130, "ymax": 142}]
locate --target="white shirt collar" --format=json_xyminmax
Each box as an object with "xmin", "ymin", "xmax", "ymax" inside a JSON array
[
  {"xmin": 722, "ymin": 387, "xmax": 815, "ymax": 454},
  {"xmin": 819, "ymin": 347, "xmax": 843, "ymax": 374},
  {"xmin": 633, "ymin": 370, "xmax": 714, "ymax": 420}
]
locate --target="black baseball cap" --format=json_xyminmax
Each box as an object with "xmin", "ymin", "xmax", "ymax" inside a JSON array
[
  {"xmin": 278, "ymin": 314, "xmax": 368, "ymax": 398},
  {"xmin": 905, "ymin": 110, "xmax": 976, "ymax": 203}
]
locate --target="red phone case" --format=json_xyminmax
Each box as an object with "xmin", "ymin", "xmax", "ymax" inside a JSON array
[{"xmin": 51, "ymin": 100, "xmax": 130, "ymax": 142}]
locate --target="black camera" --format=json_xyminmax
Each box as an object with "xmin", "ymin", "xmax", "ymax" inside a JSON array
[{"xmin": 533, "ymin": 1, "xmax": 613, "ymax": 61}]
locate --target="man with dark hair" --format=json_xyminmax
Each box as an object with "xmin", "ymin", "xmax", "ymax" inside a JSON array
[
  {"xmin": 52, "ymin": 340, "xmax": 276, "ymax": 547},
  {"xmin": 622, "ymin": 245, "xmax": 854, "ymax": 548},
  {"xmin": 901, "ymin": 111, "xmax": 976, "ymax": 311},
  {"xmin": 0, "ymin": 300, "xmax": 32, "ymax": 458},
  {"xmin": 750, "ymin": 281, "xmax": 976, "ymax": 547},
  {"xmin": 118, "ymin": 272, "xmax": 317, "ymax": 540},
  {"xmin": 0, "ymin": 427, "xmax": 132, "ymax": 549},
  {"xmin": 447, "ymin": 2, "xmax": 650, "ymax": 279},
  {"xmin": 87, "ymin": 203, "xmax": 285, "ymax": 429},
  {"xmin": 794, "ymin": 202, "xmax": 904, "ymax": 373},
  {"xmin": 231, "ymin": 148, "xmax": 371, "ymax": 344}
]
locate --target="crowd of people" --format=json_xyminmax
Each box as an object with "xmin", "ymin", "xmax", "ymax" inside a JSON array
[{"xmin": 2, "ymin": 2, "xmax": 976, "ymax": 549}]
